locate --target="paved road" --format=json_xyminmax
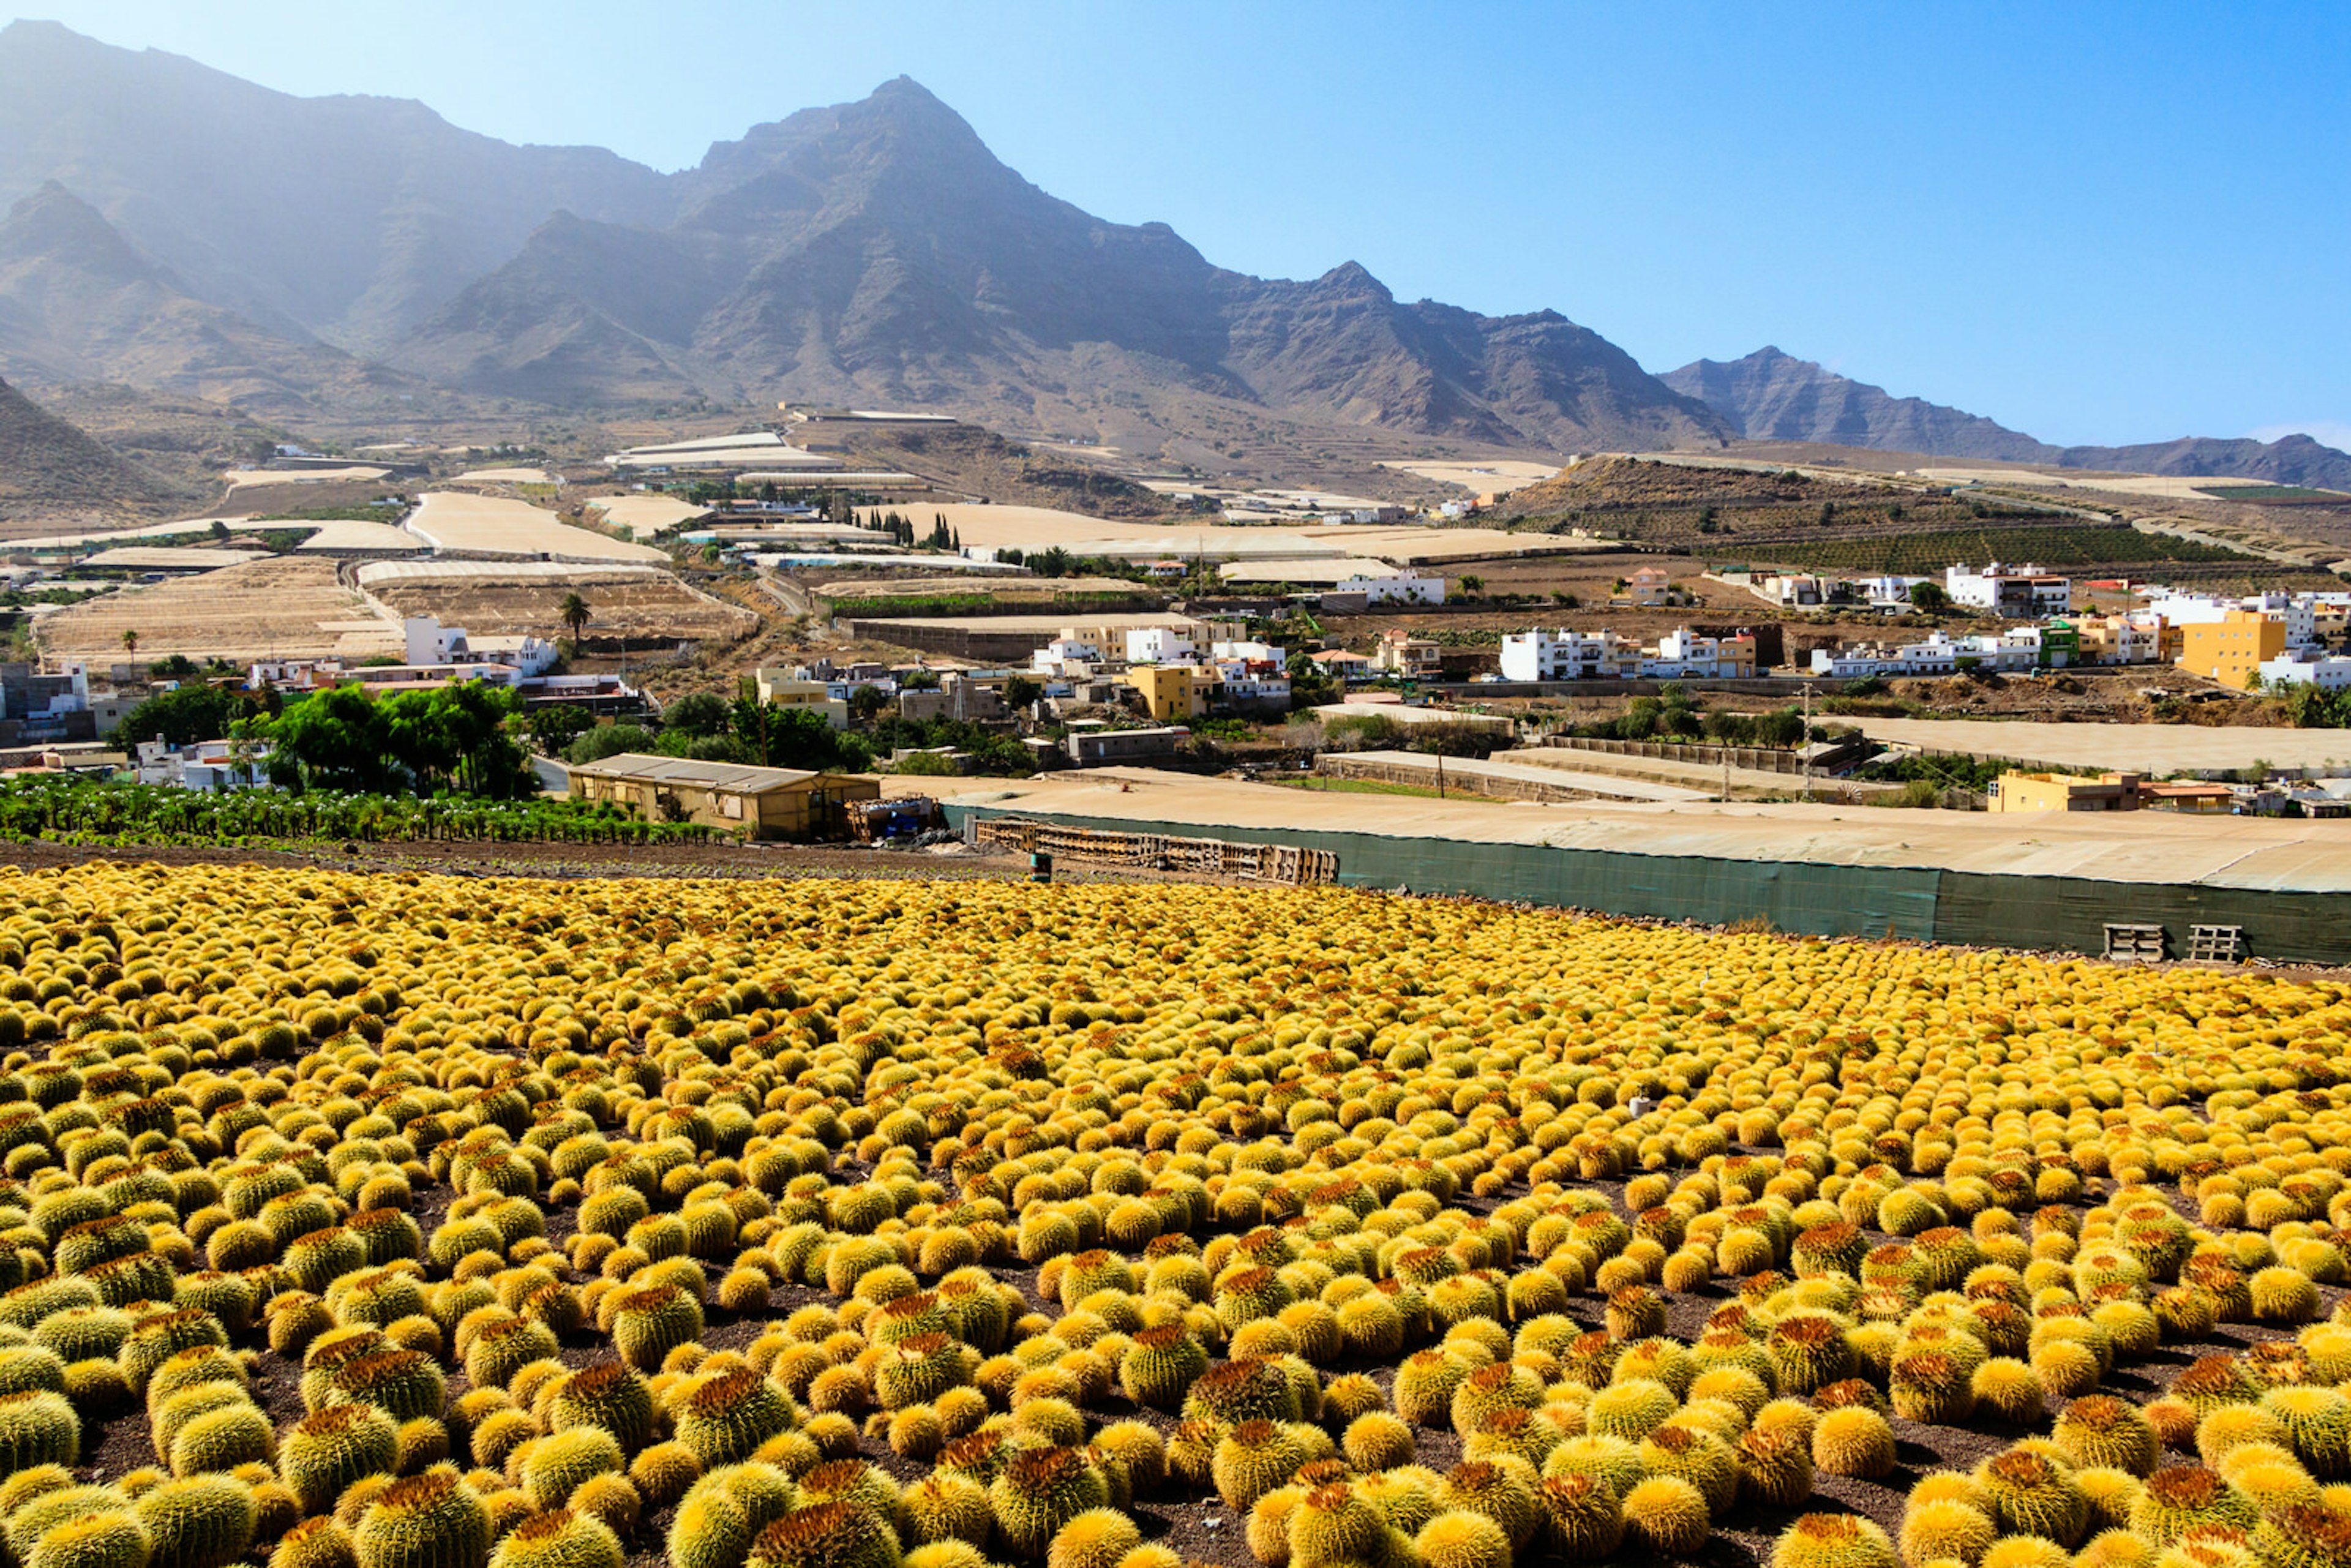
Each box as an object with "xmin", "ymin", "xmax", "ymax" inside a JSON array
[{"xmin": 532, "ymin": 757, "xmax": 569, "ymax": 796}]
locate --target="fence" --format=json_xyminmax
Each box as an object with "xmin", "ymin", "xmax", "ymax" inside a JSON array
[
  {"xmin": 1314, "ymin": 754, "xmax": 1614, "ymax": 805},
  {"xmin": 1524, "ymin": 735, "xmax": 1873, "ymax": 777},
  {"xmin": 942, "ymin": 800, "xmax": 2351, "ymax": 965},
  {"xmin": 973, "ymin": 817, "xmax": 1338, "ymax": 885}
]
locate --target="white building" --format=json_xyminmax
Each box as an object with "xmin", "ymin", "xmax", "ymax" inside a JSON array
[
  {"xmin": 1125, "ymin": 627, "xmax": 1198, "ymax": 664},
  {"xmin": 1945, "ymin": 561, "xmax": 2071, "ymax": 616},
  {"xmin": 1499, "ymin": 629, "xmax": 1632, "ymax": 682},
  {"xmin": 1030, "ymin": 634, "xmax": 1106, "ymax": 679},
  {"xmin": 1640, "ymin": 628, "xmax": 1758, "ymax": 680},
  {"xmin": 1812, "ymin": 632, "xmax": 1962, "ymax": 680},
  {"xmin": 404, "ymin": 616, "xmax": 558, "ymax": 678},
  {"xmin": 1337, "ymin": 572, "xmax": 1445, "ymax": 606},
  {"xmin": 1209, "ymin": 638, "xmax": 1286, "ymax": 665},
  {"xmin": 2258, "ymin": 654, "xmax": 2351, "ymax": 690},
  {"xmin": 134, "ymin": 737, "xmax": 270, "ymax": 792}
]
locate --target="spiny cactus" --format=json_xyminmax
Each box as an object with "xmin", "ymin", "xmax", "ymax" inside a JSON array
[
  {"xmin": 609, "ymin": 1287, "xmax": 702, "ymax": 1374},
  {"xmin": 1116, "ymin": 1326, "xmax": 1205, "ymax": 1411},
  {"xmin": 1899, "ymin": 1497, "xmax": 1995, "ymax": 1568},
  {"xmin": 1533, "ymin": 1473, "xmax": 1622, "ymax": 1562},
  {"xmin": 1890, "ymin": 1352, "xmax": 1976, "ymax": 1426},
  {"xmin": 1584, "ymin": 1378, "xmax": 1676, "ymax": 1441},
  {"xmin": 486, "ymin": 1510, "xmax": 623, "ymax": 1568},
  {"xmin": 1735, "ymin": 1427, "xmax": 1815, "ymax": 1510},
  {"xmin": 326, "ymin": 1351, "xmax": 447, "ymax": 1425},
  {"xmin": 2055, "ymin": 1397, "xmax": 2160, "ymax": 1478},
  {"xmin": 1977, "ymin": 1449, "xmax": 2090, "ymax": 1548},
  {"xmin": 168, "ymin": 1401, "xmax": 274, "ymax": 1479},
  {"xmin": 351, "ymin": 1468, "xmax": 491, "ymax": 1568},
  {"xmin": 120, "ymin": 1310, "xmax": 228, "ymax": 1395},
  {"xmin": 546, "ymin": 1363, "xmax": 656, "ymax": 1455},
  {"xmin": 743, "ymin": 1502, "xmax": 899, "ymax": 1568},
  {"xmin": 462, "ymin": 1318, "xmax": 560, "ymax": 1394},
  {"xmin": 903, "ymin": 1471, "xmax": 993, "ymax": 1548},
  {"xmin": 2260, "ymin": 1385, "xmax": 2351, "ymax": 1480},
  {"xmin": 269, "ymin": 1518, "xmax": 356, "ymax": 1568},
  {"xmin": 0, "ymin": 1387, "xmax": 81, "ymax": 1472},
  {"xmin": 31, "ymin": 1306, "xmax": 129, "ymax": 1364},
  {"xmin": 673, "ymin": 1369, "xmax": 793, "ymax": 1469},
  {"xmin": 875, "ymin": 1334, "xmax": 969, "ymax": 1412},
  {"xmin": 1621, "ymin": 1473, "xmax": 1713, "ymax": 1556},
  {"xmin": 520, "ymin": 1428, "xmax": 626, "ymax": 1515},
  {"xmin": 2251, "ymin": 1501, "xmax": 2351, "ymax": 1568},
  {"xmin": 280, "ymin": 1405, "xmax": 401, "ymax": 1517},
  {"xmin": 23, "ymin": 1509, "xmax": 152, "ymax": 1568},
  {"xmin": 1413, "ymin": 1509, "xmax": 1511, "ymax": 1568},
  {"xmin": 1392, "ymin": 1351, "xmax": 1468, "ymax": 1429},
  {"xmin": 1438, "ymin": 1460, "xmax": 1541, "ymax": 1550},
  {"xmin": 1044, "ymin": 1509, "xmax": 1140, "ymax": 1568},
  {"xmin": 135, "ymin": 1475, "xmax": 256, "ymax": 1568},
  {"xmin": 1971, "ymin": 1358, "xmax": 2047, "ymax": 1425},
  {"xmin": 1282, "ymin": 1484, "xmax": 1382, "ymax": 1568},
  {"xmin": 1768, "ymin": 1314, "xmax": 1854, "ymax": 1396},
  {"xmin": 989, "ymin": 1446, "xmax": 1109, "ymax": 1559},
  {"xmin": 2126, "ymin": 1466, "xmax": 2259, "ymax": 1547},
  {"xmin": 1211, "ymin": 1420, "xmax": 1308, "ymax": 1514},
  {"xmin": 1812, "ymin": 1408, "xmax": 1895, "ymax": 1483},
  {"xmin": 1448, "ymin": 1363, "xmax": 1542, "ymax": 1438},
  {"xmin": 1637, "ymin": 1425, "xmax": 1738, "ymax": 1517},
  {"xmin": 1771, "ymin": 1514, "xmax": 1897, "ymax": 1568},
  {"xmin": 1181, "ymin": 1357, "xmax": 1299, "ymax": 1427},
  {"xmin": 667, "ymin": 1466, "xmax": 804, "ymax": 1568}
]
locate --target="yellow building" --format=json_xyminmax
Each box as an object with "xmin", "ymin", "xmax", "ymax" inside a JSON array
[
  {"xmin": 1989, "ymin": 771, "xmax": 2143, "ymax": 812},
  {"xmin": 568, "ymin": 753, "xmax": 878, "ymax": 839},
  {"xmin": 753, "ymin": 669, "xmax": 850, "ymax": 728},
  {"xmin": 1131, "ymin": 664, "xmax": 1214, "ymax": 722},
  {"xmin": 2178, "ymin": 610, "xmax": 2285, "ymax": 687}
]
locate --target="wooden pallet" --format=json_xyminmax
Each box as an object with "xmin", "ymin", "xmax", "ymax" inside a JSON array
[
  {"xmin": 973, "ymin": 817, "xmax": 1338, "ymax": 885},
  {"xmin": 2102, "ymin": 923, "xmax": 2167, "ymax": 963},
  {"xmin": 2188, "ymin": 924, "xmax": 2245, "ymax": 963}
]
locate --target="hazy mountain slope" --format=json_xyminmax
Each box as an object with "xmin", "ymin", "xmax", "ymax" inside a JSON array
[
  {"xmin": 400, "ymin": 78, "xmax": 1726, "ymax": 451},
  {"xmin": 0, "ymin": 184, "xmax": 402, "ymax": 416},
  {"xmin": 2053, "ymin": 435, "xmax": 2351, "ymax": 490},
  {"xmin": 1669, "ymin": 345, "xmax": 2351, "ymax": 489},
  {"xmin": 0, "ymin": 18, "xmax": 672, "ymax": 351},
  {"xmin": 1663, "ymin": 347, "xmax": 2057, "ymax": 462},
  {"xmin": 0, "ymin": 370, "xmax": 185, "ymax": 519}
]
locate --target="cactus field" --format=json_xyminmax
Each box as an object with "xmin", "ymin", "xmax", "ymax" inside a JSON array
[{"xmin": 0, "ymin": 863, "xmax": 2347, "ymax": 1568}]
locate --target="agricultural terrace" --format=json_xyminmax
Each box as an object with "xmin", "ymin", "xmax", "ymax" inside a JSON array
[
  {"xmin": 0, "ymin": 866, "xmax": 2346, "ymax": 1568},
  {"xmin": 34, "ymin": 558, "xmax": 403, "ymax": 663},
  {"xmin": 406, "ymin": 494, "xmax": 670, "ymax": 565}
]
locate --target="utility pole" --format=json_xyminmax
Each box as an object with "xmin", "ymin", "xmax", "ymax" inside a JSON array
[{"xmin": 1802, "ymin": 681, "xmax": 1814, "ymax": 801}]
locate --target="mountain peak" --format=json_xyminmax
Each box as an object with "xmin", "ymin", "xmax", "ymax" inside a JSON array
[{"xmin": 0, "ymin": 181, "xmax": 158, "ymax": 284}]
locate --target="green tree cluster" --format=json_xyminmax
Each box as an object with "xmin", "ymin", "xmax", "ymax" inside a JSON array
[{"xmin": 268, "ymin": 683, "xmax": 534, "ymax": 798}]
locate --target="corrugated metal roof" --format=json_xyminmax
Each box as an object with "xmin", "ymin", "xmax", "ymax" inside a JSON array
[{"xmin": 568, "ymin": 752, "xmax": 819, "ymax": 793}]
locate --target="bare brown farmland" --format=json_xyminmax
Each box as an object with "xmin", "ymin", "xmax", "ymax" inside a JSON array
[
  {"xmin": 34, "ymin": 557, "xmax": 400, "ymax": 662},
  {"xmin": 371, "ymin": 575, "xmax": 759, "ymax": 645}
]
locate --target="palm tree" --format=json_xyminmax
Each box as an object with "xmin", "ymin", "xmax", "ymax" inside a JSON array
[
  {"xmin": 121, "ymin": 629, "xmax": 138, "ymax": 657},
  {"xmin": 558, "ymin": 592, "xmax": 590, "ymax": 653}
]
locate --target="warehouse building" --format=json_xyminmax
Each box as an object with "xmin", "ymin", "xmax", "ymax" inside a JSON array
[{"xmin": 566, "ymin": 753, "xmax": 878, "ymax": 839}]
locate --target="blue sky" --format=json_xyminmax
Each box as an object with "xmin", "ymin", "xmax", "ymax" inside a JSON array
[{"xmin": 13, "ymin": 1, "xmax": 2347, "ymax": 449}]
